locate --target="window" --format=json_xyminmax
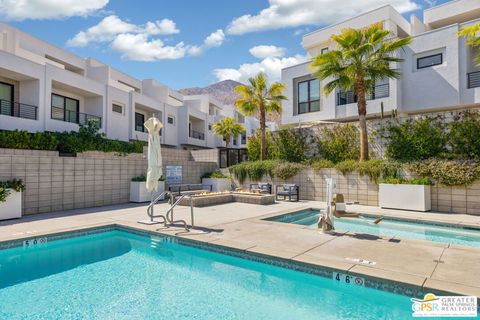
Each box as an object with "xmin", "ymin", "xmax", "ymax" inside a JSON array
[
  {"xmin": 112, "ymin": 104, "xmax": 123, "ymax": 114},
  {"xmin": 167, "ymin": 116, "xmax": 174, "ymax": 125},
  {"xmin": 321, "ymin": 47, "xmax": 329, "ymax": 54},
  {"xmin": 0, "ymin": 82, "xmax": 14, "ymax": 116},
  {"xmin": 297, "ymin": 79, "xmax": 320, "ymax": 114},
  {"xmin": 51, "ymin": 93, "xmax": 79, "ymax": 123},
  {"xmin": 417, "ymin": 53, "xmax": 442, "ymax": 69},
  {"xmin": 135, "ymin": 112, "xmax": 145, "ymax": 132},
  {"xmin": 208, "ymin": 124, "xmax": 212, "ymax": 131},
  {"xmin": 241, "ymin": 132, "xmax": 246, "ymax": 144}
]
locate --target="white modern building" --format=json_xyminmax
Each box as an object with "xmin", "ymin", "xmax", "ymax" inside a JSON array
[
  {"xmin": 281, "ymin": 0, "xmax": 480, "ymax": 124},
  {"xmin": 0, "ymin": 23, "xmax": 258, "ymax": 150}
]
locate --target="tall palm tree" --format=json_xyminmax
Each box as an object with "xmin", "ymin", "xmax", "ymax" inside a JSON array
[
  {"xmin": 235, "ymin": 72, "xmax": 286, "ymax": 160},
  {"xmin": 458, "ymin": 23, "xmax": 480, "ymax": 65},
  {"xmin": 212, "ymin": 117, "xmax": 245, "ymax": 148},
  {"xmin": 310, "ymin": 22, "xmax": 411, "ymax": 161}
]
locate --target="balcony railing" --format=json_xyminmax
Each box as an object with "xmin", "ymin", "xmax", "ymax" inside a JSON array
[
  {"xmin": 467, "ymin": 71, "xmax": 480, "ymax": 89},
  {"xmin": 51, "ymin": 106, "xmax": 102, "ymax": 128},
  {"xmin": 336, "ymin": 83, "xmax": 390, "ymax": 106},
  {"xmin": 189, "ymin": 130, "xmax": 205, "ymax": 140},
  {"xmin": 0, "ymin": 99, "xmax": 38, "ymax": 120}
]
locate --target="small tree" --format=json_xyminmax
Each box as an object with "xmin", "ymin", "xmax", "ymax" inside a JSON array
[
  {"xmin": 235, "ymin": 72, "xmax": 286, "ymax": 160},
  {"xmin": 310, "ymin": 22, "xmax": 411, "ymax": 161},
  {"xmin": 458, "ymin": 23, "xmax": 480, "ymax": 66},
  {"xmin": 212, "ymin": 117, "xmax": 245, "ymax": 148}
]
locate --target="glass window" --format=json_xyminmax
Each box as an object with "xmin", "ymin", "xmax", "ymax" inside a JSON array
[
  {"xmin": 51, "ymin": 93, "xmax": 79, "ymax": 123},
  {"xmin": 167, "ymin": 116, "xmax": 174, "ymax": 125},
  {"xmin": 321, "ymin": 47, "xmax": 329, "ymax": 54},
  {"xmin": 0, "ymin": 82, "xmax": 14, "ymax": 116},
  {"xmin": 417, "ymin": 53, "xmax": 442, "ymax": 69},
  {"xmin": 135, "ymin": 112, "xmax": 145, "ymax": 132},
  {"xmin": 297, "ymin": 79, "xmax": 320, "ymax": 114},
  {"xmin": 112, "ymin": 104, "xmax": 123, "ymax": 114}
]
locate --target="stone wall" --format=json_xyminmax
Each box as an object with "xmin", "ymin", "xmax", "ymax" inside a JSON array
[
  {"xmin": 236, "ymin": 168, "xmax": 480, "ymax": 215},
  {"xmin": 0, "ymin": 148, "xmax": 218, "ymax": 215}
]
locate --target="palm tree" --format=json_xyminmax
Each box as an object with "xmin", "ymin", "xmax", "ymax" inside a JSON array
[
  {"xmin": 212, "ymin": 117, "xmax": 245, "ymax": 148},
  {"xmin": 234, "ymin": 72, "xmax": 286, "ymax": 160},
  {"xmin": 458, "ymin": 23, "xmax": 480, "ymax": 65},
  {"xmin": 310, "ymin": 22, "xmax": 411, "ymax": 161}
]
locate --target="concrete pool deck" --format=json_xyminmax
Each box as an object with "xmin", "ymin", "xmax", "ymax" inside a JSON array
[{"xmin": 1, "ymin": 200, "xmax": 480, "ymax": 297}]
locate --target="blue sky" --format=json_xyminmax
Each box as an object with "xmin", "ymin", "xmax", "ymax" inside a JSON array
[{"xmin": 1, "ymin": 0, "xmax": 449, "ymax": 89}]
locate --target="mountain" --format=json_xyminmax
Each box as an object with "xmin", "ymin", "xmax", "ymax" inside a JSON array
[
  {"xmin": 179, "ymin": 80, "xmax": 281, "ymax": 123},
  {"xmin": 179, "ymin": 80, "xmax": 242, "ymax": 105}
]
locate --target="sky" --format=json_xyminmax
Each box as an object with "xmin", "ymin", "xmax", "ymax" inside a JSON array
[{"xmin": 0, "ymin": 0, "xmax": 450, "ymax": 89}]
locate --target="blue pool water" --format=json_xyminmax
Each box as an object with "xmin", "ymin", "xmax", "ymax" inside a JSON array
[
  {"xmin": 267, "ymin": 209, "xmax": 480, "ymax": 247},
  {"xmin": 0, "ymin": 230, "xmax": 420, "ymax": 320}
]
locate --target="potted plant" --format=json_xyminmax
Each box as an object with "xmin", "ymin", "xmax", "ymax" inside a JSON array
[
  {"xmin": 0, "ymin": 179, "xmax": 25, "ymax": 220},
  {"xmin": 201, "ymin": 171, "xmax": 232, "ymax": 192},
  {"xmin": 378, "ymin": 177, "xmax": 432, "ymax": 212},
  {"xmin": 130, "ymin": 175, "xmax": 166, "ymax": 203}
]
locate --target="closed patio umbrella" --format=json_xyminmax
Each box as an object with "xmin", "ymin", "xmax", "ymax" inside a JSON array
[{"xmin": 144, "ymin": 116, "xmax": 163, "ymax": 193}]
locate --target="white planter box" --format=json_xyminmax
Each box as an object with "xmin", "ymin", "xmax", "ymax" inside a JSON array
[
  {"xmin": 379, "ymin": 184, "xmax": 431, "ymax": 212},
  {"xmin": 202, "ymin": 178, "xmax": 231, "ymax": 192},
  {"xmin": 0, "ymin": 190, "xmax": 22, "ymax": 220},
  {"xmin": 130, "ymin": 181, "xmax": 165, "ymax": 203}
]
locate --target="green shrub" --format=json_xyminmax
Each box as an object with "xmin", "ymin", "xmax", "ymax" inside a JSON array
[
  {"xmin": 380, "ymin": 117, "xmax": 448, "ymax": 161},
  {"xmin": 0, "ymin": 124, "xmax": 144, "ymax": 155},
  {"xmin": 317, "ymin": 124, "xmax": 360, "ymax": 163},
  {"xmin": 272, "ymin": 162, "xmax": 305, "ymax": 180},
  {"xmin": 448, "ymin": 111, "xmax": 480, "ymax": 159},
  {"xmin": 356, "ymin": 159, "xmax": 401, "ymax": 183},
  {"xmin": 246, "ymin": 131, "xmax": 278, "ymax": 161},
  {"xmin": 229, "ymin": 160, "xmax": 279, "ymax": 184},
  {"xmin": 334, "ymin": 160, "xmax": 358, "ymax": 175},
  {"xmin": 201, "ymin": 170, "xmax": 231, "ymax": 179},
  {"xmin": 407, "ymin": 160, "xmax": 480, "ymax": 186},
  {"xmin": 131, "ymin": 175, "xmax": 165, "ymax": 182},
  {"xmin": 273, "ymin": 129, "xmax": 308, "ymax": 163},
  {"xmin": 0, "ymin": 179, "xmax": 25, "ymax": 203},
  {"xmin": 311, "ymin": 159, "xmax": 335, "ymax": 171},
  {"xmin": 379, "ymin": 177, "xmax": 432, "ymax": 185}
]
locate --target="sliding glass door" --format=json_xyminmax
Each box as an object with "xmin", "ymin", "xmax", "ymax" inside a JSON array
[
  {"xmin": 51, "ymin": 93, "xmax": 79, "ymax": 123},
  {"xmin": 0, "ymin": 82, "xmax": 14, "ymax": 116}
]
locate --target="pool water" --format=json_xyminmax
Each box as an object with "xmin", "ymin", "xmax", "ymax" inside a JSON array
[
  {"xmin": 0, "ymin": 230, "xmax": 418, "ymax": 320},
  {"xmin": 267, "ymin": 209, "xmax": 480, "ymax": 247}
]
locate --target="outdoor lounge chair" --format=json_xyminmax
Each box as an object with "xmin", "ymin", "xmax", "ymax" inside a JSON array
[
  {"xmin": 275, "ymin": 184, "xmax": 299, "ymax": 202},
  {"xmin": 250, "ymin": 183, "xmax": 272, "ymax": 194}
]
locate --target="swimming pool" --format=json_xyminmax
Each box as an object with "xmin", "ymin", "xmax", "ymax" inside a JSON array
[
  {"xmin": 0, "ymin": 228, "xmax": 417, "ymax": 320},
  {"xmin": 266, "ymin": 209, "xmax": 480, "ymax": 247}
]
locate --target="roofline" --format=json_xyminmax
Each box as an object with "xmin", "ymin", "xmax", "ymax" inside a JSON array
[
  {"xmin": 424, "ymin": 0, "xmax": 462, "ymax": 12},
  {"xmin": 302, "ymin": 4, "xmax": 394, "ymax": 38}
]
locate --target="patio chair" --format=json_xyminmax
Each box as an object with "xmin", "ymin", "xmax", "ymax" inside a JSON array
[
  {"xmin": 275, "ymin": 184, "xmax": 299, "ymax": 202},
  {"xmin": 249, "ymin": 182, "xmax": 272, "ymax": 194}
]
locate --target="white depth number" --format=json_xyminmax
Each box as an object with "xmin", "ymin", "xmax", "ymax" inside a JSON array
[
  {"xmin": 23, "ymin": 237, "xmax": 47, "ymax": 248},
  {"xmin": 333, "ymin": 272, "xmax": 365, "ymax": 286}
]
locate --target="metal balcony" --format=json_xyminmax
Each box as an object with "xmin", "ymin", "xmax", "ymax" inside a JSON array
[
  {"xmin": 51, "ymin": 106, "xmax": 102, "ymax": 128},
  {"xmin": 0, "ymin": 99, "xmax": 38, "ymax": 120},
  {"xmin": 336, "ymin": 83, "xmax": 390, "ymax": 106}
]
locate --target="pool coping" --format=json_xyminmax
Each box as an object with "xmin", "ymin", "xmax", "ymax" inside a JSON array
[{"xmin": 1, "ymin": 222, "xmax": 479, "ymax": 302}]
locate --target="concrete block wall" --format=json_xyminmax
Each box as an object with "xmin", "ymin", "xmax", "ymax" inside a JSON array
[
  {"xmin": 236, "ymin": 168, "xmax": 480, "ymax": 215},
  {"xmin": 0, "ymin": 147, "xmax": 218, "ymax": 215}
]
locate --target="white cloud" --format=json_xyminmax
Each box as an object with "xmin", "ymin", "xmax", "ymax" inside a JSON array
[
  {"xmin": 226, "ymin": 0, "xmax": 419, "ymax": 35},
  {"xmin": 188, "ymin": 29, "xmax": 225, "ymax": 56},
  {"xmin": 67, "ymin": 15, "xmax": 179, "ymax": 47},
  {"xmin": 214, "ymin": 54, "xmax": 308, "ymax": 83},
  {"xmin": 249, "ymin": 45, "xmax": 286, "ymax": 59},
  {"xmin": 110, "ymin": 33, "xmax": 187, "ymax": 61},
  {"xmin": 0, "ymin": 0, "xmax": 109, "ymax": 21}
]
